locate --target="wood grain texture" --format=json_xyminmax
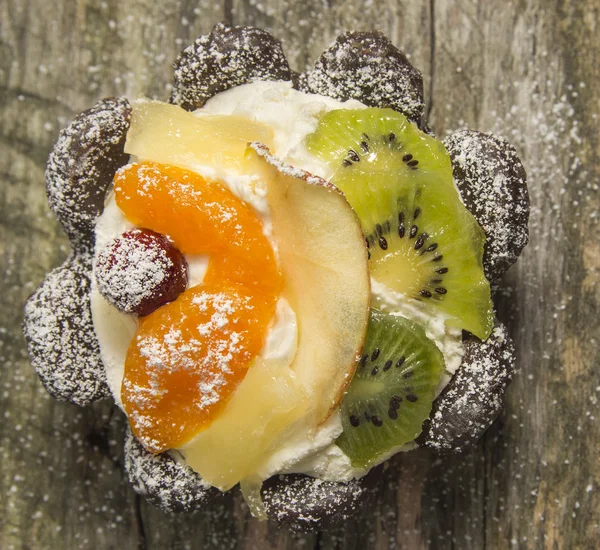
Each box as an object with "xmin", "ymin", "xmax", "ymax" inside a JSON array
[{"xmin": 1, "ymin": 0, "xmax": 599, "ymax": 548}]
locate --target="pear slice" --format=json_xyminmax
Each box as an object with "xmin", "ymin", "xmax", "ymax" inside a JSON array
[
  {"xmin": 124, "ymin": 100, "xmax": 274, "ymax": 173},
  {"xmin": 250, "ymin": 143, "xmax": 371, "ymax": 423},
  {"xmin": 180, "ymin": 145, "xmax": 370, "ymax": 491}
]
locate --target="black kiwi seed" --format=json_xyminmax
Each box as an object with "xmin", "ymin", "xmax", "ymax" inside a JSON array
[
  {"xmin": 396, "ymin": 356, "xmax": 406, "ymax": 368},
  {"xmin": 420, "ymin": 289, "xmax": 432, "ymax": 298},
  {"xmin": 342, "ymin": 158, "xmax": 352, "ymax": 167},
  {"xmin": 435, "ymin": 287, "xmax": 447, "ymax": 295},
  {"xmin": 432, "ymin": 255, "xmax": 443, "ymax": 262},
  {"xmin": 348, "ymin": 149, "xmax": 360, "ymax": 162},
  {"xmin": 360, "ymin": 141, "xmax": 369, "ymax": 153},
  {"xmin": 375, "ymin": 223, "xmax": 383, "ymax": 236},
  {"xmin": 388, "ymin": 409, "xmax": 398, "ymax": 420},
  {"xmin": 409, "ymin": 225, "xmax": 418, "ymax": 238},
  {"xmin": 402, "ymin": 371, "xmax": 413, "ymax": 379},
  {"xmin": 360, "ymin": 354, "xmax": 369, "ymax": 367},
  {"xmin": 406, "ymin": 394, "xmax": 418, "ymax": 403},
  {"xmin": 436, "ymin": 267, "xmax": 448, "ymax": 274},
  {"xmin": 378, "ymin": 237, "xmax": 388, "ymax": 250},
  {"xmin": 413, "ymin": 207, "xmax": 421, "ymax": 219},
  {"xmin": 388, "ymin": 132, "xmax": 396, "ymax": 143},
  {"xmin": 371, "ymin": 416, "xmax": 383, "ymax": 427},
  {"xmin": 371, "ymin": 367, "xmax": 379, "ymax": 376},
  {"xmin": 350, "ymin": 415, "xmax": 360, "ymax": 427},
  {"xmin": 425, "ymin": 243, "xmax": 438, "ymax": 253},
  {"xmin": 390, "ymin": 395, "xmax": 402, "ymax": 409},
  {"xmin": 403, "ymin": 154, "xmax": 413, "ymax": 162},
  {"xmin": 383, "ymin": 360, "xmax": 393, "ymax": 371},
  {"xmin": 407, "ymin": 159, "xmax": 419, "ymax": 167},
  {"xmin": 414, "ymin": 233, "xmax": 427, "ymax": 250},
  {"xmin": 371, "ymin": 348, "xmax": 380, "ymax": 361}
]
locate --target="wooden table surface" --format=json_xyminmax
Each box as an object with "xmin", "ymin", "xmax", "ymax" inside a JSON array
[{"xmin": 1, "ymin": 1, "xmax": 599, "ymax": 548}]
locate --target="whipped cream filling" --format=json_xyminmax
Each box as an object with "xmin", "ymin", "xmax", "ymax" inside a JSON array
[{"xmin": 91, "ymin": 81, "xmax": 464, "ymax": 484}]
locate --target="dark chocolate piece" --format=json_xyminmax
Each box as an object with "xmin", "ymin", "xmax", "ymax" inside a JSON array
[
  {"xmin": 419, "ymin": 321, "xmax": 515, "ymax": 453},
  {"xmin": 443, "ymin": 131, "xmax": 529, "ymax": 283},
  {"xmin": 46, "ymin": 97, "xmax": 131, "ymax": 250},
  {"xmin": 298, "ymin": 31, "xmax": 425, "ymax": 124},
  {"xmin": 171, "ymin": 23, "xmax": 292, "ymax": 111},
  {"xmin": 124, "ymin": 428, "xmax": 220, "ymax": 513},
  {"xmin": 22, "ymin": 252, "xmax": 109, "ymax": 405},
  {"xmin": 262, "ymin": 466, "xmax": 383, "ymax": 533}
]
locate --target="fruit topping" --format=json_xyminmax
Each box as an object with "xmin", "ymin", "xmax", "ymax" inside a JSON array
[
  {"xmin": 122, "ymin": 283, "xmax": 274, "ymax": 453},
  {"xmin": 336, "ymin": 310, "xmax": 444, "ymax": 468},
  {"xmin": 113, "ymin": 161, "xmax": 282, "ymax": 453},
  {"xmin": 95, "ymin": 228, "xmax": 188, "ymax": 317},
  {"xmin": 171, "ymin": 23, "xmax": 292, "ymax": 111},
  {"xmin": 306, "ymin": 108, "xmax": 494, "ymax": 340},
  {"xmin": 298, "ymin": 31, "xmax": 425, "ymax": 124},
  {"xmin": 443, "ymin": 131, "xmax": 529, "ymax": 283},
  {"xmin": 124, "ymin": 100, "xmax": 273, "ymax": 173},
  {"xmin": 249, "ymin": 144, "xmax": 371, "ymax": 424},
  {"xmin": 114, "ymin": 162, "xmax": 281, "ymax": 296},
  {"xmin": 178, "ymin": 145, "xmax": 370, "ymax": 491},
  {"xmin": 46, "ymin": 97, "xmax": 131, "ymax": 250}
]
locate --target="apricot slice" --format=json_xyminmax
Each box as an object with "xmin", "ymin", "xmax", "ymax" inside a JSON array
[
  {"xmin": 122, "ymin": 284, "xmax": 273, "ymax": 452},
  {"xmin": 114, "ymin": 162, "xmax": 281, "ymax": 296}
]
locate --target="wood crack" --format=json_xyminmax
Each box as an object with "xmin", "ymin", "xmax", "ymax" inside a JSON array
[
  {"xmin": 426, "ymin": 0, "xmax": 436, "ymax": 125},
  {"xmin": 134, "ymin": 494, "xmax": 148, "ymax": 550}
]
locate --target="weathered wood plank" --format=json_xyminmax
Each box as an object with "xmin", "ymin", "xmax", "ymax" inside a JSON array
[{"xmin": 1, "ymin": 0, "xmax": 598, "ymax": 548}]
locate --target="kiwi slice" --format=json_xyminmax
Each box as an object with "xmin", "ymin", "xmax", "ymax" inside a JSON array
[
  {"xmin": 305, "ymin": 108, "xmax": 493, "ymax": 339},
  {"xmin": 336, "ymin": 310, "xmax": 444, "ymax": 468}
]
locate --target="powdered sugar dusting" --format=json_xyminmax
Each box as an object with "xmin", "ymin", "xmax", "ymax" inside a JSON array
[
  {"xmin": 171, "ymin": 23, "xmax": 292, "ymax": 111},
  {"xmin": 124, "ymin": 427, "xmax": 218, "ymax": 514},
  {"xmin": 444, "ymin": 130, "xmax": 529, "ymax": 283},
  {"xmin": 261, "ymin": 469, "xmax": 381, "ymax": 533},
  {"xmin": 123, "ymin": 290, "xmax": 253, "ymax": 450},
  {"xmin": 299, "ymin": 31, "xmax": 425, "ymax": 124},
  {"xmin": 421, "ymin": 322, "xmax": 515, "ymax": 452},
  {"xmin": 23, "ymin": 252, "xmax": 109, "ymax": 405},
  {"xmin": 45, "ymin": 97, "xmax": 130, "ymax": 248},
  {"xmin": 95, "ymin": 229, "xmax": 177, "ymax": 314}
]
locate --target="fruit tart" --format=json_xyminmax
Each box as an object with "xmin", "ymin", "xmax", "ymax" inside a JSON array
[{"xmin": 23, "ymin": 23, "xmax": 529, "ymax": 532}]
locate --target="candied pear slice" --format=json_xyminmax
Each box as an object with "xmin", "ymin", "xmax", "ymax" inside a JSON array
[
  {"xmin": 124, "ymin": 100, "xmax": 274, "ymax": 172},
  {"xmin": 180, "ymin": 145, "xmax": 370, "ymax": 491}
]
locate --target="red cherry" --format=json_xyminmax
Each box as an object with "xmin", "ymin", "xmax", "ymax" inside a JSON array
[{"xmin": 95, "ymin": 228, "xmax": 188, "ymax": 316}]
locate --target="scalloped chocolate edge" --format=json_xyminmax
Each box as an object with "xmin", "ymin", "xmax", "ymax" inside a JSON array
[
  {"xmin": 124, "ymin": 427, "xmax": 221, "ymax": 514},
  {"xmin": 170, "ymin": 22, "xmax": 292, "ymax": 111},
  {"xmin": 297, "ymin": 31, "xmax": 425, "ymax": 126},
  {"xmin": 418, "ymin": 320, "xmax": 515, "ymax": 453},
  {"xmin": 23, "ymin": 251, "xmax": 109, "ymax": 405},
  {"xmin": 46, "ymin": 97, "xmax": 131, "ymax": 250},
  {"xmin": 444, "ymin": 131, "xmax": 530, "ymax": 284}
]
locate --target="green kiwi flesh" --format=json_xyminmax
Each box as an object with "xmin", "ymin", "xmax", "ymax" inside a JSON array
[
  {"xmin": 336, "ymin": 310, "xmax": 444, "ymax": 468},
  {"xmin": 305, "ymin": 108, "xmax": 493, "ymax": 340}
]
